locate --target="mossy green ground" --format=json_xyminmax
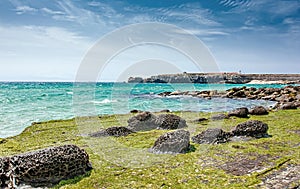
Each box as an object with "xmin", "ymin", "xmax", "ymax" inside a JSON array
[{"xmin": 0, "ymin": 110, "xmax": 299, "ymax": 188}]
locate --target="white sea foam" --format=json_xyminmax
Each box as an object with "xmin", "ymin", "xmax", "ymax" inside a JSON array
[{"xmin": 92, "ymin": 99, "xmax": 118, "ymax": 104}]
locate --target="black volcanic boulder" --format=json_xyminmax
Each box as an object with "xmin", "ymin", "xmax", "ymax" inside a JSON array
[
  {"xmin": 155, "ymin": 114, "xmax": 187, "ymax": 130},
  {"xmin": 192, "ymin": 128, "xmax": 230, "ymax": 144},
  {"xmin": 149, "ymin": 130, "xmax": 190, "ymax": 154},
  {"xmin": 210, "ymin": 114, "xmax": 229, "ymax": 121},
  {"xmin": 89, "ymin": 126, "xmax": 134, "ymax": 137},
  {"xmin": 249, "ymin": 106, "xmax": 269, "ymax": 115},
  {"xmin": 228, "ymin": 107, "xmax": 249, "ymax": 118},
  {"xmin": 0, "ymin": 145, "xmax": 92, "ymax": 188},
  {"xmin": 231, "ymin": 120, "xmax": 268, "ymax": 138},
  {"xmin": 127, "ymin": 112, "xmax": 158, "ymax": 131}
]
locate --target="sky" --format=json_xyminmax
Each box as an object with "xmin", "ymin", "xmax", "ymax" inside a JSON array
[{"xmin": 0, "ymin": 0, "xmax": 299, "ymax": 81}]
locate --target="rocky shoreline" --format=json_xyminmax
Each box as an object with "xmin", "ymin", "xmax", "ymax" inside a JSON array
[
  {"xmin": 158, "ymin": 85, "xmax": 300, "ymax": 110},
  {"xmin": 128, "ymin": 73, "xmax": 300, "ymax": 84}
]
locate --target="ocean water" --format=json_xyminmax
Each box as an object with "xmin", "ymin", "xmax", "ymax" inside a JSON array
[{"xmin": 0, "ymin": 82, "xmax": 285, "ymax": 138}]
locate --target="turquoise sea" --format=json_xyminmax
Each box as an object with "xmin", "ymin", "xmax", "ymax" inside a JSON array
[{"xmin": 0, "ymin": 82, "xmax": 286, "ymax": 138}]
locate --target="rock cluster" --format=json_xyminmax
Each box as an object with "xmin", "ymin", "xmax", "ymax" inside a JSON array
[
  {"xmin": 127, "ymin": 112, "xmax": 187, "ymax": 131},
  {"xmin": 225, "ymin": 86, "xmax": 300, "ymax": 109},
  {"xmin": 157, "ymin": 86, "xmax": 300, "ymax": 110},
  {"xmin": 192, "ymin": 120, "xmax": 269, "ymax": 144},
  {"xmin": 0, "ymin": 145, "xmax": 92, "ymax": 188}
]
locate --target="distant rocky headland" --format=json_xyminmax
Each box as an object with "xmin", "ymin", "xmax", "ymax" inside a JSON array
[{"xmin": 128, "ymin": 73, "xmax": 300, "ymax": 84}]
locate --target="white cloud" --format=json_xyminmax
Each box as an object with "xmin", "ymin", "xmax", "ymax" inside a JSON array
[
  {"xmin": 0, "ymin": 25, "xmax": 93, "ymax": 81},
  {"xmin": 173, "ymin": 28, "xmax": 229, "ymax": 36},
  {"xmin": 15, "ymin": 5, "xmax": 37, "ymax": 15},
  {"xmin": 41, "ymin": 7, "xmax": 64, "ymax": 15},
  {"xmin": 124, "ymin": 3, "xmax": 220, "ymax": 27},
  {"xmin": 55, "ymin": 0, "xmax": 103, "ymax": 25}
]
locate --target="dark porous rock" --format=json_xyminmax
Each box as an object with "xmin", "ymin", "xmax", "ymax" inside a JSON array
[
  {"xmin": 150, "ymin": 130, "xmax": 190, "ymax": 154},
  {"xmin": 0, "ymin": 157, "xmax": 10, "ymax": 188},
  {"xmin": 249, "ymin": 106, "xmax": 269, "ymax": 115},
  {"xmin": 279, "ymin": 102, "xmax": 298, "ymax": 110},
  {"xmin": 157, "ymin": 91, "xmax": 172, "ymax": 96},
  {"xmin": 228, "ymin": 107, "xmax": 249, "ymax": 118},
  {"xmin": 231, "ymin": 120, "xmax": 269, "ymax": 138},
  {"xmin": 89, "ymin": 126, "xmax": 134, "ymax": 137},
  {"xmin": 160, "ymin": 109, "xmax": 170, "ymax": 112},
  {"xmin": 127, "ymin": 111, "xmax": 158, "ymax": 131},
  {"xmin": 210, "ymin": 113, "xmax": 229, "ymax": 121},
  {"xmin": 192, "ymin": 128, "xmax": 230, "ymax": 144},
  {"xmin": 130, "ymin": 109, "xmax": 142, "ymax": 113},
  {"xmin": 1, "ymin": 145, "xmax": 92, "ymax": 188},
  {"xmin": 193, "ymin": 118, "xmax": 209, "ymax": 123},
  {"xmin": 155, "ymin": 114, "xmax": 187, "ymax": 130}
]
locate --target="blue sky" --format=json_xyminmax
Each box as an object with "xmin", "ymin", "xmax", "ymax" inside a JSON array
[{"xmin": 0, "ymin": 0, "xmax": 299, "ymax": 81}]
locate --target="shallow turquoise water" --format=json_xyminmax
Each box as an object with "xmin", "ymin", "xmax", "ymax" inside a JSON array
[{"xmin": 0, "ymin": 82, "xmax": 286, "ymax": 138}]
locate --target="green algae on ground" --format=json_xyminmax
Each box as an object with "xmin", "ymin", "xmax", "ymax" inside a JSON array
[{"xmin": 0, "ymin": 110, "xmax": 299, "ymax": 188}]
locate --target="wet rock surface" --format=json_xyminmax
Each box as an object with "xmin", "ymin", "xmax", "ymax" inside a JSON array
[
  {"xmin": 89, "ymin": 126, "xmax": 134, "ymax": 137},
  {"xmin": 150, "ymin": 130, "xmax": 190, "ymax": 154},
  {"xmin": 0, "ymin": 145, "xmax": 92, "ymax": 188}
]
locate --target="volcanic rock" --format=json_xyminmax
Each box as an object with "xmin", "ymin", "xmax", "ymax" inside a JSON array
[
  {"xmin": 0, "ymin": 145, "xmax": 92, "ymax": 188},
  {"xmin": 150, "ymin": 130, "xmax": 190, "ymax": 154},
  {"xmin": 228, "ymin": 107, "xmax": 249, "ymax": 118},
  {"xmin": 127, "ymin": 112, "xmax": 158, "ymax": 131},
  {"xmin": 155, "ymin": 114, "xmax": 187, "ymax": 130},
  {"xmin": 89, "ymin": 126, "xmax": 134, "ymax": 137},
  {"xmin": 192, "ymin": 128, "xmax": 230, "ymax": 144},
  {"xmin": 231, "ymin": 120, "xmax": 269, "ymax": 138},
  {"xmin": 249, "ymin": 106, "xmax": 269, "ymax": 115}
]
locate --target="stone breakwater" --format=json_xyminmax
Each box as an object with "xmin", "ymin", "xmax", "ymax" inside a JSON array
[
  {"xmin": 128, "ymin": 73, "xmax": 300, "ymax": 84},
  {"xmin": 0, "ymin": 145, "xmax": 92, "ymax": 188},
  {"xmin": 158, "ymin": 85, "xmax": 300, "ymax": 110}
]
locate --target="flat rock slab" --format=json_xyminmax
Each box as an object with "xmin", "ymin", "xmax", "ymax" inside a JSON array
[
  {"xmin": 127, "ymin": 112, "xmax": 187, "ymax": 131},
  {"xmin": 0, "ymin": 145, "xmax": 92, "ymax": 188},
  {"xmin": 150, "ymin": 130, "xmax": 190, "ymax": 154},
  {"xmin": 256, "ymin": 163, "xmax": 300, "ymax": 189}
]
